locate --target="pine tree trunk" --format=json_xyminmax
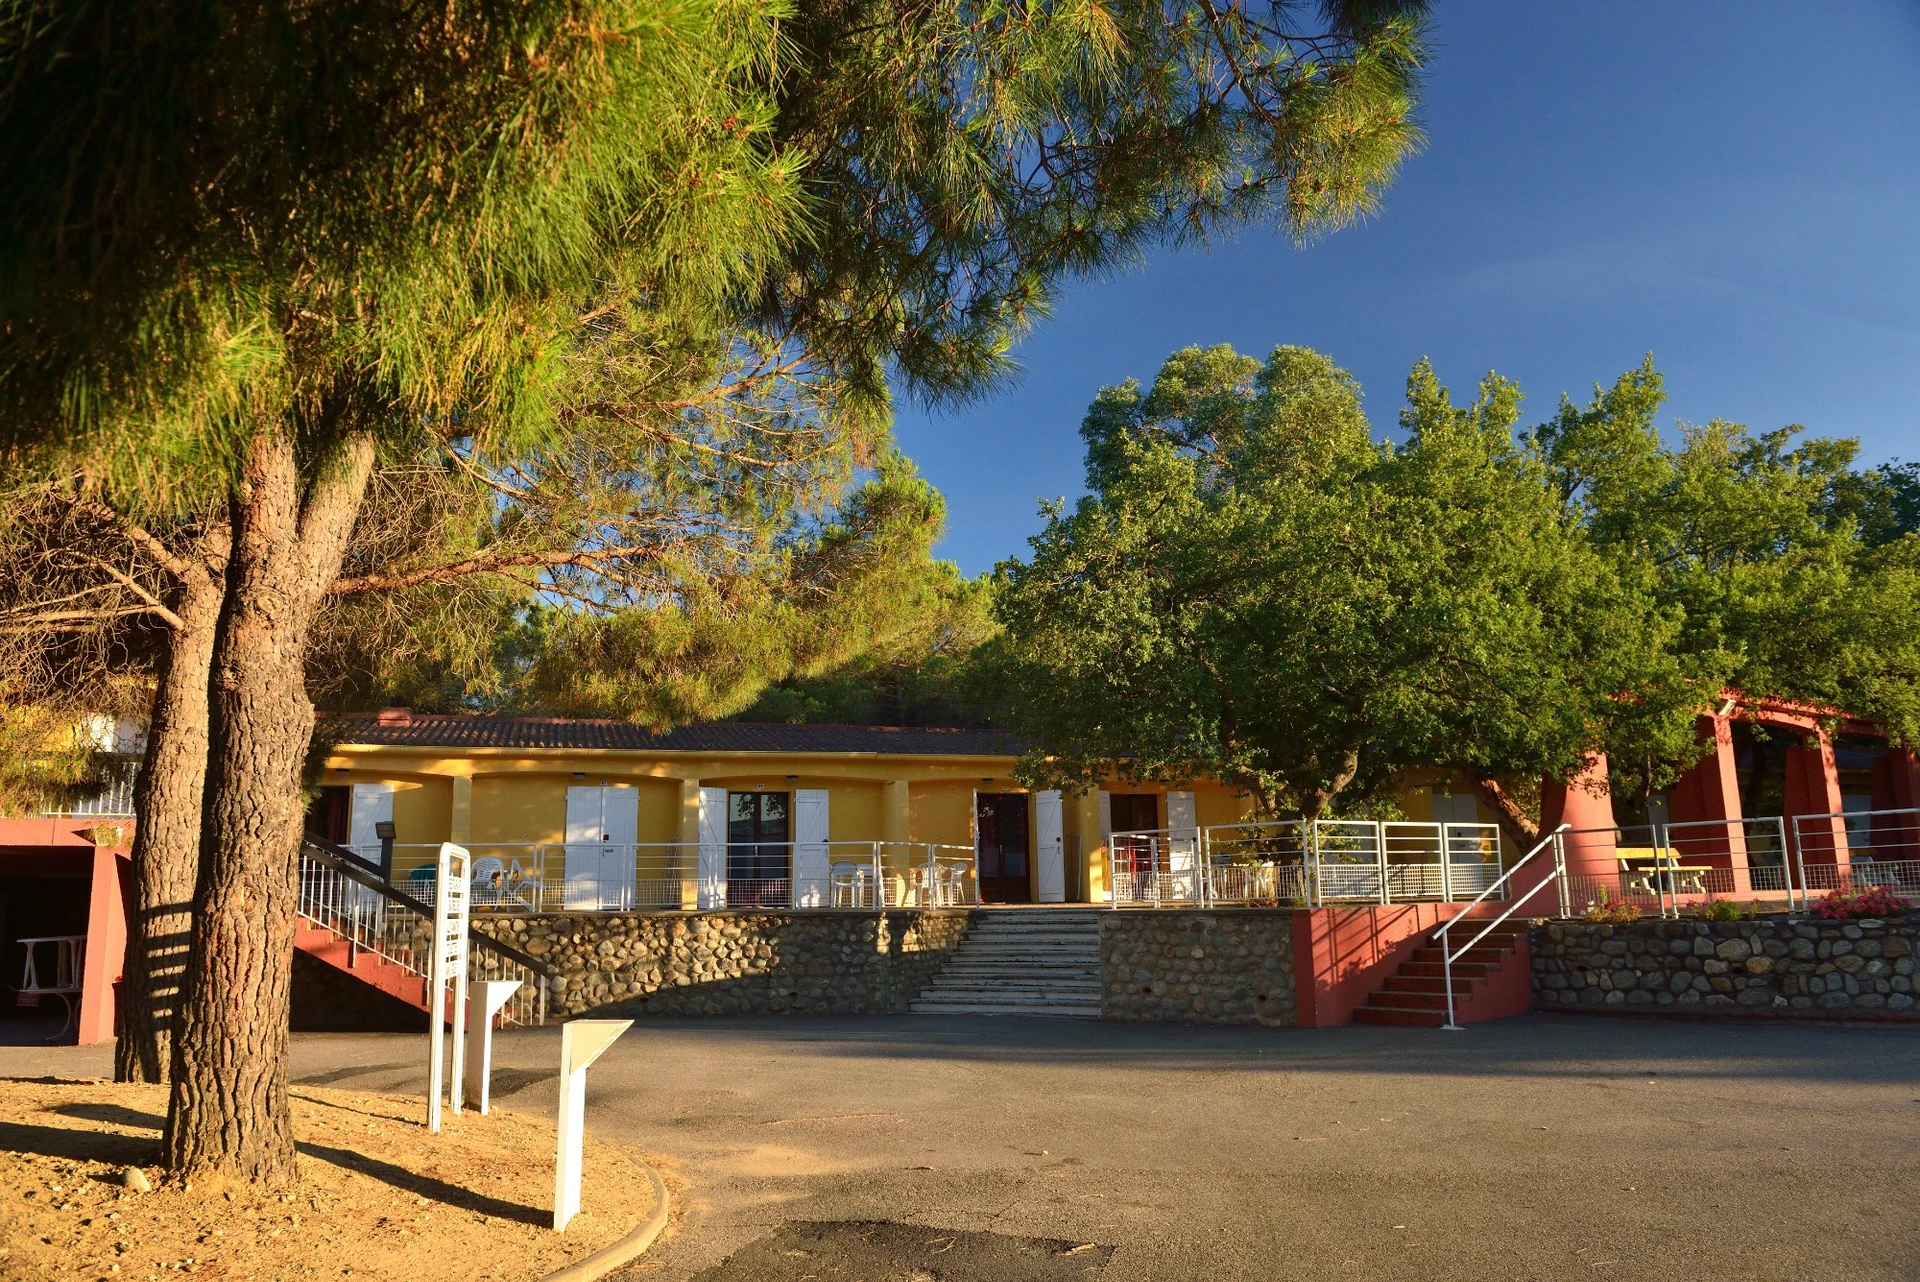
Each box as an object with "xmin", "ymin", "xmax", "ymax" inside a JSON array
[
  {"xmin": 114, "ymin": 573, "xmax": 222, "ymax": 1084},
  {"xmin": 164, "ymin": 431, "xmax": 373, "ymax": 1184}
]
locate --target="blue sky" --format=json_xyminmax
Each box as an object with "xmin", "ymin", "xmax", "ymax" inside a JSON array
[{"xmin": 892, "ymin": 0, "xmax": 1920, "ymax": 576}]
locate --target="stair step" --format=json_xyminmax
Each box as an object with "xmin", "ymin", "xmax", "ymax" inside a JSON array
[
  {"xmin": 909, "ymin": 1000, "xmax": 1100, "ymax": 1018},
  {"xmin": 1409, "ymin": 946, "xmax": 1512, "ymax": 966},
  {"xmin": 1399, "ymin": 960, "xmax": 1497, "ymax": 978},
  {"xmin": 1381, "ymin": 974, "xmax": 1483, "ymax": 995},
  {"xmin": 1352, "ymin": 1004, "xmax": 1449, "ymax": 1027}
]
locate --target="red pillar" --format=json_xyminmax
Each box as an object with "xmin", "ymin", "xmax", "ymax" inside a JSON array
[
  {"xmin": 1667, "ymin": 714, "xmax": 1752, "ymax": 894},
  {"xmin": 76, "ymin": 844, "xmax": 132, "ymax": 1046},
  {"xmin": 1873, "ymin": 748, "xmax": 1920, "ymax": 859},
  {"xmin": 1786, "ymin": 729, "xmax": 1849, "ymax": 883},
  {"xmin": 1537, "ymin": 756, "xmax": 1617, "ymax": 910}
]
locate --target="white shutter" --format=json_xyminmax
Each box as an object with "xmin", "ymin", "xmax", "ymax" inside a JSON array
[
  {"xmin": 697, "ymin": 787, "xmax": 728, "ymax": 909},
  {"xmin": 1166, "ymin": 790, "xmax": 1198, "ymax": 896},
  {"xmin": 792, "ymin": 789, "xmax": 831, "ymax": 907},
  {"xmin": 563, "ymin": 786, "xmax": 605, "ymax": 909},
  {"xmin": 600, "ymin": 787, "xmax": 638, "ymax": 910},
  {"xmin": 348, "ymin": 782, "xmax": 395, "ymax": 865},
  {"xmin": 1034, "ymin": 790, "xmax": 1066, "ymax": 902}
]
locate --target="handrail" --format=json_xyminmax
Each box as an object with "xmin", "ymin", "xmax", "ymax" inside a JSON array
[
  {"xmin": 303, "ymin": 835, "xmax": 557, "ymax": 978},
  {"xmin": 1436, "ymin": 823, "xmax": 1570, "ymax": 1031}
]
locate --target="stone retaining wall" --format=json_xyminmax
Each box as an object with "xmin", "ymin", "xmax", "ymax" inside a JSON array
[
  {"xmin": 470, "ymin": 909, "xmax": 973, "ymax": 1018},
  {"xmin": 1099, "ymin": 911, "xmax": 1297, "ymax": 1026},
  {"xmin": 1532, "ymin": 914, "xmax": 1920, "ymax": 1016}
]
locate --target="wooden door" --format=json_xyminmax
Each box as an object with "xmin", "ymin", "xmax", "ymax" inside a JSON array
[{"xmin": 976, "ymin": 793, "xmax": 1032, "ymax": 903}]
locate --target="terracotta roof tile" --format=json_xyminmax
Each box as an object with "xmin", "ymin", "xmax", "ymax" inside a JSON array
[{"xmin": 322, "ymin": 712, "xmax": 1023, "ymax": 757}]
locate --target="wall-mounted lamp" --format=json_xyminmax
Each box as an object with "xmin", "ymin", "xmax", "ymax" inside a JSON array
[
  {"xmin": 980, "ymin": 777, "xmax": 994, "ymax": 784},
  {"xmin": 571, "ymin": 771, "xmax": 586, "ymax": 781},
  {"xmin": 335, "ymin": 766, "xmax": 350, "ymax": 774},
  {"xmin": 786, "ymin": 774, "xmax": 799, "ymax": 783}
]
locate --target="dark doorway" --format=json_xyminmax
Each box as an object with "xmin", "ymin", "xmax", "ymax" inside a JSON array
[
  {"xmin": 305, "ymin": 786, "xmax": 350, "ymax": 843},
  {"xmin": 976, "ymin": 792, "xmax": 1031, "ymax": 903},
  {"xmin": 1108, "ymin": 793, "xmax": 1159, "ymax": 881},
  {"xmin": 728, "ymin": 791, "xmax": 791, "ymax": 907}
]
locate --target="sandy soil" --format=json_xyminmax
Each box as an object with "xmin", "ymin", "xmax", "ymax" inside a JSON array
[{"xmin": 0, "ymin": 1077, "xmax": 660, "ymax": 1282}]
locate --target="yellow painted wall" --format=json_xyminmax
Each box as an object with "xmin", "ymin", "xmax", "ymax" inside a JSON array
[{"xmin": 910, "ymin": 782, "xmax": 978, "ymax": 849}]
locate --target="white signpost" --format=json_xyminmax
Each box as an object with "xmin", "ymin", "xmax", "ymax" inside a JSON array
[
  {"xmin": 426, "ymin": 841, "xmax": 471, "ymax": 1133},
  {"xmin": 553, "ymin": 1019, "xmax": 632, "ymax": 1231},
  {"xmin": 462, "ymin": 979, "xmax": 523, "ymax": 1116}
]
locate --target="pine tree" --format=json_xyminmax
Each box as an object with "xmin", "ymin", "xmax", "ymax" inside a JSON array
[{"xmin": 0, "ymin": 0, "xmax": 1435, "ymax": 1182}]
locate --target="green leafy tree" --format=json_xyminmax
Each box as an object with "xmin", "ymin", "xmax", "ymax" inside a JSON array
[
  {"xmin": 991, "ymin": 345, "xmax": 1696, "ymax": 834},
  {"xmin": 1535, "ymin": 365, "xmax": 1920, "ymax": 752}
]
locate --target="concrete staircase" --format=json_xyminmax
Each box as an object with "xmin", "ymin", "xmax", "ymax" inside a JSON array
[
  {"xmin": 909, "ymin": 909, "xmax": 1104, "ymax": 1018},
  {"xmin": 1351, "ymin": 921, "xmax": 1532, "ymax": 1027}
]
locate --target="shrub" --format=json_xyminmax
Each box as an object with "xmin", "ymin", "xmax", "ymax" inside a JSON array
[
  {"xmin": 1692, "ymin": 897, "xmax": 1743, "ymax": 922},
  {"xmin": 1583, "ymin": 890, "xmax": 1642, "ymax": 924},
  {"xmin": 1690, "ymin": 897, "xmax": 1766, "ymax": 922},
  {"xmin": 1810, "ymin": 886, "xmax": 1913, "ymax": 920}
]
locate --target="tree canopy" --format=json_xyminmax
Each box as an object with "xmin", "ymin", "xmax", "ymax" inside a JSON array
[{"xmin": 991, "ymin": 344, "xmax": 1696, "ymax": 820}]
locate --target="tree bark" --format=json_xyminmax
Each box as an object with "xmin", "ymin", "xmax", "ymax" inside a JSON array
[
  {"xmin": 164, "ymin": 430, "xmax": 373, "ymax": 1184},
  {"xmin": 1306, "ymin": 746, "xmax": 1363, "ymax": 821},
  {"xmin": 114, "ymin": 564, "xmax": 223, "ymax": 1084},
  {"xmin": 1471, "ymin": 774, "xmax": 1542, "ymax": 854}
]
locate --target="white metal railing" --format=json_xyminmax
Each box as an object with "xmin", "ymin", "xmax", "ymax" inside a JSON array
[
  {"xmin": 1560, "ymin": 817, "xmax": 1807, "ymax": 917},
  {"xmin": 34, "ymin": 758, "xmax": 139, "ymax": 818},
  {"xmin": 1791, "ymin": 808, "xmax": 1920, "ymax": 900},
  {"xmin": 378, "ymin": 839, "xmax": 979, "ymax": 913},
  {"xmin": 1436, "ymin": 825, "xmax": 1571, "ymax": 1030},
  {"xmin": 1106, "ymin": 818, "xmax": 1506, "ymax": 909},
  {"xmin": 297, "ymin": 838, "xmax": 551, "ymax": 1027}
]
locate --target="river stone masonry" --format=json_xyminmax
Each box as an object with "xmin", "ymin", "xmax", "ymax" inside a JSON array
[
  {"xmin": 1099, "ymin": 910, "xmax": 1297, "ymax": 1026},
  {"xmin": 1532, "ymin": 913, "xmax": 1920, "ymax": 1016},
  {"xmin": 470, "ymin": 909, "xmax": 973, "ymax": 1018}
]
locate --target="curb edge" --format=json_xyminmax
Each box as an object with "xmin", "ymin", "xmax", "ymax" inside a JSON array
[{"xmin": 537, "ymin": 1148, "xmax": 672, "ymax": 1282}]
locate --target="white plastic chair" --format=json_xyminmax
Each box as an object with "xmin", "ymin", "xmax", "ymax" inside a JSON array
[
  {"xmin": 829, "ymin": 860, "xmax": 870, "ymax": 907},
  {"xmin": 469, "ymin": 856, "xmax": 507, "ymax": 904}
]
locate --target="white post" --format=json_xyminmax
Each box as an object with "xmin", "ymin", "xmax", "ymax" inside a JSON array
[
  {"xmin": 463, "ymin": 979, "xmax": 524, "ymax": 1115},
  {"xmin": 426, "ymin": 842, "xmax": 471, "ymax": 1133},
  {"xmin": 554, "ymin": 1019, "xmax": 633, "ymax": 1231}
]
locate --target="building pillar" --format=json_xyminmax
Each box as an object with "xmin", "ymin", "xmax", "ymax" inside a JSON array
[
  {"xmin": 77, "ymin": 845, "xmax": 131, "ymax": 1046},
  {"xmin": 1537, "ymin": 756, "xmax": 1617, "ymax": 911},
  {"xmin": 1669, "ymin": 714, "xmax": 1751, "ymax": 894},
  {"xmin": 882, "ymin": 780, "xmax": 911, "ymax": 845},
  {"xmin": 1070, "ymin": 788, "xmax": 1103, "ymax": 904},
  {"xmin": 1874, "ymin": 748, "xmax": 1920, "ymax": 859},
  {"xmin": 449, "ymin": 774, "xmax": 473, "ymax": 845},
  {"xmin": 674, "ymin": 778, "xmax": 703, "ymax": 910},
  {"xmin": 1786, "ymin": 729, "xmax": 1849, "ymax": 879}
]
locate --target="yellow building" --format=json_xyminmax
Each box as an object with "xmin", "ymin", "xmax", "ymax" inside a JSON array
[{"xmin": 314, "ymin": 710, "xmax": 1266, "ymax": 909}]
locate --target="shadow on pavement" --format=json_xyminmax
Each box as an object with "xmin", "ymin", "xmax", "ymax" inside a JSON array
[{"xmin": 514, "ymin": 1011, "xmax": 1919, "ymax": 1086}]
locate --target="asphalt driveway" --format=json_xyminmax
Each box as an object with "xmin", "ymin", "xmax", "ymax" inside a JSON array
[{"xmin": 7, "ymin": 1013, "xmax": 1916, "ymax": 1281}]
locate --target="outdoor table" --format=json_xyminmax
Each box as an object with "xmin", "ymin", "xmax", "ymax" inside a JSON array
[
  {"xmin": 1619, "ymin": 858, "xmax": 1712, "ymax": 897},
  {"xmin": 15, "ymin": 935, "xmax": 85, "ymax": 1042}
]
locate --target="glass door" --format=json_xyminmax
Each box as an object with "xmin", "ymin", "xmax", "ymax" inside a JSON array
[
  {"xmin": 976, "ymin": 793, "xmax": 1032, "ymax": 903},
  {"xmin": 728, "ymin": 791, "xmax": 791, "ymax": 907}
]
